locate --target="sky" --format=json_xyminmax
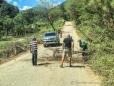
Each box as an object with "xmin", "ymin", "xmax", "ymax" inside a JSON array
[{"xmin": 5, "ymin": 0, "xmax": 66, "ymax": 10}]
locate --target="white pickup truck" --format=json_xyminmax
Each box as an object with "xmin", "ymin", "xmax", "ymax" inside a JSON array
[{"xmin": 43, "ymin": 31, "xmax": 60, "ymax": 47}]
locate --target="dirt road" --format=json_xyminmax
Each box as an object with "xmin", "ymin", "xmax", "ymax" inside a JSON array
[{"xmin": 0, "ymin": 21, "xmax": 100, "ymax": 86}]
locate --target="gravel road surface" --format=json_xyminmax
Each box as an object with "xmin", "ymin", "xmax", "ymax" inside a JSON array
[{"xmin": 0, "ymin": 21, "xmax": 101, "ymax": 86}]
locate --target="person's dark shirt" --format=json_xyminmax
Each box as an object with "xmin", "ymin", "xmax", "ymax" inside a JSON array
[{"xmin": 63, "ymin": 38, "xmax": 73, "ymax": 48}]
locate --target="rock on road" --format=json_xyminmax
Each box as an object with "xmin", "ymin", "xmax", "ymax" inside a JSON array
[{"xmin": 0, "ymin": 21, "xmax": 100, "ymax": 86}]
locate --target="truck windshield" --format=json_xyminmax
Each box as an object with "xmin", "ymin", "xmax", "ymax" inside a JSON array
[{"xmin": 45, "ymin": 33, "xmax": 56, "ymax": 36}]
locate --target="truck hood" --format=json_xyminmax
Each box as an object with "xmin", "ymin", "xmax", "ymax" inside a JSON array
[{"xmin": 43, "ymin": 36, "xmax": 56, "ymax": 39}]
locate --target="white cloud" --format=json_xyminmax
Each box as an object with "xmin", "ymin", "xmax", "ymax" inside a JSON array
[
  {"xmin": 13, "ymin": 1, "xmax": 18, "ymax": 6},
  {"xmin": 20, "ymin": 6, "xmax": 32, "ymax": 10},
  {"xmin": 53, "ymin": 2, "xmax": 62, "ymax": 7},
  {"xmin": 58, "ymin": 2, "xmax": 62, "ymax": 4},
  {"xmin": 5, "ymin": 0, "xmax": 12, "ymax": 3}
]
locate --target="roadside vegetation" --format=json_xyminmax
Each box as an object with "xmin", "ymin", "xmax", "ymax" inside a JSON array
[
  {"xmin": 63, "ymin": 0, "xmax": 114, "ymax": 86},
  {"xmin": 0, "ymin": 0, "xmax": 113, "ymax": 85},
  {"xmin": 0, "ymin": 0, "xmax": 64, "ymax": 64}
]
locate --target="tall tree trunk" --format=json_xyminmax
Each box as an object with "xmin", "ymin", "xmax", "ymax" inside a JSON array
[
  {"xmin": 50, "ymin": 22, "xmax": 55, "ymax": 31},
  {"xmin": 48, "ymin": 18, "xmax": 55, "ymax": 31}
]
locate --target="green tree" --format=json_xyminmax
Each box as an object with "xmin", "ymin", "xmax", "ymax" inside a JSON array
[
  {"xmin": 0, "ymin": 0, "xmax": 19, "ymax": 38},
  {"xmin": 36, "ymin": 0, "xmax": 61, "ymax": 31},
  {"xmin": 3, "ymin": 16, "xmax": 14, "ymax": 38},
  {"xmin": 0, "ymin": 0, "xmax": 19, "ymax": 18},
  {"xmin": 13, "ymin": 14, "xmax": 24, "ymax": 36},
  {"xmin": 58, "ymin": 2, "xmax": 68, "ymax": 21},
  {"xmin": 21, "ymin": 9, "xmax": 35, "ymax": 24}
]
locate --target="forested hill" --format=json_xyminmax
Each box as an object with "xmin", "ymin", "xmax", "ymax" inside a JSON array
[
  {"xmin": 0, "ymin": 0, "xmax": 66, "ymax": 37},
  {"xmin": 0, "ymin": 0, "xmax": 19, "ymax": 18}
]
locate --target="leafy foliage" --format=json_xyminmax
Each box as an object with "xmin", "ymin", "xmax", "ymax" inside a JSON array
[
  {"xmin": 63, "ymin": 0, "xmax": 114, "ymax": 86},
  {"xmin": 0, "ymin": 0, "xmax": 63, "ymax": 37},
  {"xmin": 0, "ymin": 0, "xmax": 19, "ymax": 18},
  {"xmin": 35, "ymin": 0, "xmax": 62, "ymax": 31}
]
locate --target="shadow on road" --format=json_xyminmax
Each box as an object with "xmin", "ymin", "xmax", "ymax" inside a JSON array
[
  {"xmin": 65, "ymin": 65, "xmax": 85, "ymax": 68},
  {"xmin": 45, "ymin": 43, "xmax": 62, "ymax": 47},
  {"xmin": 37, "ymin": 62, "xmax": 52, "ymax": 67}
]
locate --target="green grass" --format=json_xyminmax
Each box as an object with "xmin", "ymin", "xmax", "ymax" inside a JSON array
[
  {"xmin": 75, "ymin": 22, "xmax": 114, "ymax": 86},
  {"xmin": 0, "ymin": 41, "xmax": 12, "ymax": 48},
  {"xmin": 0, "ymin": 19, "xmax": 65, "ymax": 58},
  {"xmin": 76, "ymin": 28, "xmax": 86, "ymax": 39}
]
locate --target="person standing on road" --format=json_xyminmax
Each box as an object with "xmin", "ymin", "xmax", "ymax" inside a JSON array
[
  {"xmin": 60, "ymin": 34, "xmax": 74, "ymax": 68},
  {"xmin": 59, "ymin": 31, "xmax": 62, "ymax": 38},
  {"xmin": 77, "ymin": 39, "xmax": 88, "ymax": 56},
  {"xmin": 30, "ymin": 37, "xmax": 38, "ymax": 66}
]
